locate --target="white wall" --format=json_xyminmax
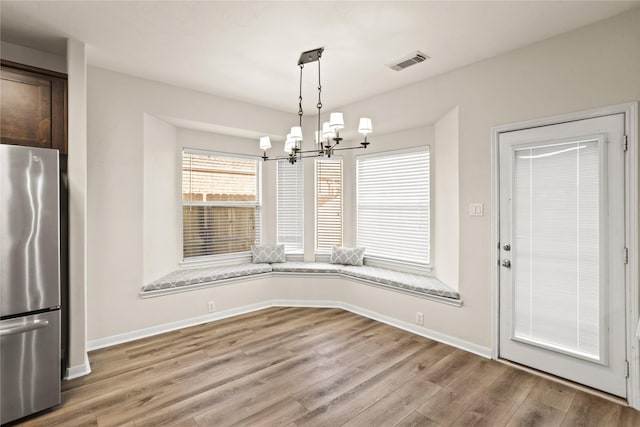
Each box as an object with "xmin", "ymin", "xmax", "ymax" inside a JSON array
[
  {"xmin": 87, "ymin": 67, "xmax": 291, "ymax": 340},
  {"xmin": 1, "ymin": 41, "xmax": 66, "ymax": 73},
  {"xmin": 86, "ymin": 8, "xmax": 640, "ymax": 350},
  {"xmin": 66, "ymin": 39, "xmax": 89, "ymax": 377},
  {"xmin": 336, "ymin": 7, "xmax": 640, "ymax": 347},
  {"xmin": 434, "ymin": 107, "xmax": 459, "ymax": 289},
  {"xmin": 142, "ymin": 115, "xmax": 178, "ymax": 281}
]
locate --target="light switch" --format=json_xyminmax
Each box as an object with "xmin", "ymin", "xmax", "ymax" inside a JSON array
[{"xmin": 469, "ymin": 203, "xmax": 484, "ymax": 217}]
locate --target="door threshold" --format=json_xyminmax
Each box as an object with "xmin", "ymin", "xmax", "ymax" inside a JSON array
[{"xmin": 497, "ymin": 357, "xmax": 628, "ymax": 407}]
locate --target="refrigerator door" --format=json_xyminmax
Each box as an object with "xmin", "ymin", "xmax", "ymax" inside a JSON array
[
  {"xmin": 0, "ymin": 145, "xmax": 60, "ymax": 317},
  {"xmin": 0, "ymin": 310, "xmax": 61, "ymax": 424}
]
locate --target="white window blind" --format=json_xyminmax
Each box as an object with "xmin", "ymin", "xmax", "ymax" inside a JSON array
[
  {"xmin": 512, "ymin": 139, "xmax": 602, "ymax": 360},
  {"xmin": 316, "ymin": 158, "xmax": 343, "ymax": 251},
  {"xmin": 277, "ymin": 159, "xmax": 304, "ymax": 253},
  {"xmin": 356, "ymin": 147, "xmax": 430, "ymax": 266},
  {"xmin": 182, "ymin": 150, "xmax": 261, "ymax": 260}
]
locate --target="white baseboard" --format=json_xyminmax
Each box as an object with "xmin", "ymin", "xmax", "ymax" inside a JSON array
[
  {"xmin": 86, "ymin": 299, "xmax": 490, "ymax": 359},
  {"xmin": 338, "ymin": 302, "xmax": 491, "ymax": 358},
  {"xmin": 65, "ymin": 353, "xmax": 91, "ymax": 380},
  {"xmin": 269, "ymin": 299, "xmax": 342, "ymax": 309},
  {"xmin": 270, "ymin": 299, "xmax": 490, "ymax": 358},
  {"xmin": 87, "ymin": 301, "xmax": 272, "ymax": 351}
]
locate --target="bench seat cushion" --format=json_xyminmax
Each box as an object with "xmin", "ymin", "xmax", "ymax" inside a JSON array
[
  {"xmin": 141, "ymin": 263, "xmax": 460, "ymax": 304},
  {"xmin": 340, "ymin": 265, "xmax": 460, "ymax": 300},
  {"xmin": 142, "ymin": 263, "xmax": 272, "ymax": 291},
  {"xmin": 270, "ymin": 262, "xmax": 344, "ymax": 273}
]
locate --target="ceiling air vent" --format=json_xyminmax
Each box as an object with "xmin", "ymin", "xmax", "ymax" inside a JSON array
[{"xmin": 387, "ymin": 51, "xmax": 430, "ymax": 71}]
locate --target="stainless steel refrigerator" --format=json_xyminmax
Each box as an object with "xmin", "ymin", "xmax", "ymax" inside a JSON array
[{"xmin": 0, "ymin": 144, "xmax": 61, "ymax": 424}]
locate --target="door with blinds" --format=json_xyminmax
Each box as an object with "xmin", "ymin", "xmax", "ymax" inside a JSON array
[{"xmin": 498, "ymin": 114, "xmax": 627, "ymax": 397}]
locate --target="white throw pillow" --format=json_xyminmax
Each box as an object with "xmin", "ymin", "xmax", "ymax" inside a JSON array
[
  {"xmin": 330, "ymin": 245, "xmax": 365, "ymax": 266},
  {"xmin": 252, "ymin": 244, "xmax": 286, "ymax": 263}
]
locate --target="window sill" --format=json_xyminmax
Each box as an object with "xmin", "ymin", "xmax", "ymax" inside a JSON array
[
  {"xmin": 314, "ymin": 252, "xmax": 332, "ymax": 263},
  {"xmin": 180, "ymin": 252, "xmax": 252, "ymax": 268},
  {"xmin": 363, "ymin": 256, "xmax": 432, "ymax": 275},
  {"xmin": 313, "ymin": 254, "xmax": 432, "ymax": 275},
  {"xmin": 285, "ymin": 253, "xmax": 305, "ymax": 262}
]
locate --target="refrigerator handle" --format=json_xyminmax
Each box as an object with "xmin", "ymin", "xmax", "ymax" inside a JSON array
[{"xmin": 0, "ymin": 319, "xmax": 50, "ymax": 336}]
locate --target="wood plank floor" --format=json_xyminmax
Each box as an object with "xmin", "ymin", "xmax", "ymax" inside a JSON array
[{"xmin": 15, "ymin": 307, "xmax": 640, "ymax": 426}]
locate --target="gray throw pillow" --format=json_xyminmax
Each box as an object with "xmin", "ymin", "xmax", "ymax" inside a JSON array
[
  {"xmin": 330, "ymin": 245, "xmax": 365, "ymax": 266},
  {"xmin": 252, "ymin": 244, "xmax": 286, "ymax": 263}
]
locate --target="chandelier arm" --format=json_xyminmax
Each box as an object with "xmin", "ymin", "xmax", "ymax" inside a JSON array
[
  {"xmin": 323, "ymin": 138, "xmax": 343, "ymax": 151},
  {"xmin": 295, "ymin": 154, "xmax": 334, "ymax": 159},
  {"xmin": 259, "ymin": 145, "xmax": 369, "ymax": 162},
  {"xmin": 330, "ymin": 145, "xmax": 370, "ymax": 152},
  {"xmin": 288, "ymin": 147, "xmax": 330, "ymax": 155},
  {"xmin": 262, "ymin": 153, "xmax": 314, "ymax": 161},
  {"xmin": 261, "ymin": 156, "xmax": 294, "ymax": 162},
  {"xmin": 293, "ymin": 143, "xmax": 370, "ymax": 156}
]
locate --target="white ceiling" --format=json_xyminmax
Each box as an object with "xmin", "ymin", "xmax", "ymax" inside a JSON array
[{"xmin": 2, "ymin": 1, "xmax": 639, "ymax": 113}]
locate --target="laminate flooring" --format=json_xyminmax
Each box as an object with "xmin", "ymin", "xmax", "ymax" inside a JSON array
[{"xmin": 15, "ymin": 307, "xmax": 640, "ymax": 426}]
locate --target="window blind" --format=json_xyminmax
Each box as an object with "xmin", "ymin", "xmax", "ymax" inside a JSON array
[
  {"xmin": 356, "ymin": 148, "xmax": 430, "ymax": 266},
  {"xmin": 512, "ymin": 139, "xmax": 601, "ymax": 359},
  {"xmin": 316, "ymin": 158, "xmax": 343, "ymax": 251},
  {"xmin": 277, "ymin": 159, "xmax": 304, "ymax": 253},
  {"xmin": 182, "ymin": 150, "xmax": 261, "ymax": 259}
]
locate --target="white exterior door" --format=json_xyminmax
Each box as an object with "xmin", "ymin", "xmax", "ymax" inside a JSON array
[{"xmin": 498, "ymin": 114, "xmax": 627, "ymax": 397}]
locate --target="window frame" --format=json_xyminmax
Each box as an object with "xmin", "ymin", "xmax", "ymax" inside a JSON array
[
  {"xmin": 180, "ymin": 148, "xmax": 262, "ymax": 265},
  {"xmin": 356, "ymin": 146, "xmax": 431, "ymax": 272}
]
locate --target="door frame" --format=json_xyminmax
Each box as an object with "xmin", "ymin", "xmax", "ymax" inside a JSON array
[{"xmin": 491, "ymin": 102, "xmax": 639, "ymax": 407}]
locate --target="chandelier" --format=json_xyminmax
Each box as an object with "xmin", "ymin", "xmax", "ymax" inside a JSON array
[{"xmin": 259, "ymin": 47, "xmax": 373, "ymax": 164}]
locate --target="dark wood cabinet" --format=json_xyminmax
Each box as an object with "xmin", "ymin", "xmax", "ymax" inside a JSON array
[{"xmin": 0, "ymin": 60, "xmax": 67, "ymax": 154}]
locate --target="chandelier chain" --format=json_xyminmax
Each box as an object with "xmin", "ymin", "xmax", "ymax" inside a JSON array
[
  {"xmin": 317, "ymin": 55, "xmax": 322, "ymax": 152},
  {"xmin": 298, "ymin": 64, "xmax": 304, "ymax": 126}
]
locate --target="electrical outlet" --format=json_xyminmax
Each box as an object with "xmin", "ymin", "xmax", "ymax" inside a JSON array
[
  {"xmin": 207, "ymin": 300, "xmax": 215, "ymax": 313},
  {"xmin": 415, "ymin": 312, "xmax": 424, "ymax": 326}
]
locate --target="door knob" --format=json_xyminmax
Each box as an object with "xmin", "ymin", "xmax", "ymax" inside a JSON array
[{"xmin": 502, "ymin": 260, "xmax": 511, "ymax": 268}]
